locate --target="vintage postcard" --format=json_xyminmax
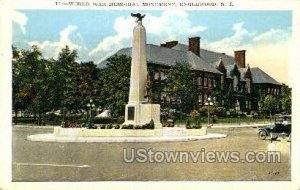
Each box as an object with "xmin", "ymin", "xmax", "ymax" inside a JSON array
[{"xmin": 0, "ymin": 0, "xmax": 300, "ymax": 189}]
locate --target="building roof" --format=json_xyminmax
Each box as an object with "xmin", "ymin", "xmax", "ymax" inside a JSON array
[
  {"xmin": 98, "ymin": 42, "xmax": 281, "ymax": 85},
  {"xmin": 251, "ymin": 67, "xmax": 281, "ymax": 85},
  {"xmin": 98, "ymin": 44, "xmax": 222, "ymax": 74},
  {"xmin": 172, "ymin": 43, "xmax": 236, "ymax": 66}
]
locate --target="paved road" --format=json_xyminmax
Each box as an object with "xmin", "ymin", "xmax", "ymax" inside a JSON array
[{"xmin": 12, "ymin": 127, "xmax": 290, "ymax": 181}]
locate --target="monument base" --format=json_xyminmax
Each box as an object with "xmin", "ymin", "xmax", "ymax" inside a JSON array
[{"xmin": 124, "ymin": 103, "xmax": 162, "ymax": 129}]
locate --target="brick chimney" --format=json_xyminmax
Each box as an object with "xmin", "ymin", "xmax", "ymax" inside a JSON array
[
  {"xmin": 160, "ymin": 41, "xmax": 178, "ymax": 48},
  {"xmin": 188, "ymin": 37, "xmax": 200, "ymax": 57},
  {"xmin": 234, "ymin": 50, "xmax": 246, "ymax": 68}
]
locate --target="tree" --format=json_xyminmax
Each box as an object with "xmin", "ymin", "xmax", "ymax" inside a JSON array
[
  {"xmin": 259, "ymin": 95, "xmax": 278, "ymax": 116},
  {"xmin": 99, "ymin": 55, "xmax": 131, "ymax": 117},
  {"xmin": 163, "ymin": 62, "xmax": 197, "ymax": 115},
  {"xmin": 12, "ymin": 46, "xmax": 25, "ymax": 123},
  {"xmin": 54, "ymin": 46, "xmax": 79, "ymax": 115},
  {"xmin": 13, "ymin": 45, "xmax": 52, "ymax": 125},
  {"xmin": 77, "ymin": 61, "xmax": 102, "ymax": 109},
  {"xmin": 280, "ymin": 84, "xmax": 291, "ymax": 114}
]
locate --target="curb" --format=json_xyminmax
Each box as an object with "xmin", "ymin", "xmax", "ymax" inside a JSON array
[
  {"xmin": 13, "ymin": 125, "xmax": 58, "ymax": 129},
  {"xmin": 27, "ymin": 133, "xmax": 227, "ymax": 143}
]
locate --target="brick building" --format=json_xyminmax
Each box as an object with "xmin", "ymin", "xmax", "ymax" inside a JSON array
[{"xmin": 99, "ymin": 37, "xmax": 282, "ymax": 113}]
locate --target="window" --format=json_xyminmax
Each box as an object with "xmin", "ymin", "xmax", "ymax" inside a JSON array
[
  {"xmin": 204, "ymin": 94, "xmax": 208, "ymax": 101},
  {"xmin": 213, "ymin": 79, "xmax": 217, "ymax": 88},
  {"xmin": 198, "ymin": 94, "xmax": 203, "ymax": 103},
  {"xmin": 154, "ymin": 72, "xmax": 160, "ymax": 80},
  {"xmin": 161, "ymin": 71, "xmax": 167, "ymax": 80},
  {"xmin": 171, "ymin": 97, "xmax": 176, "ymax": 104},
  {"xmin": 233, "ymin": 76, "xmax": 238, "ymax": 91},
  {"xmin": 208, "ymin": 78, "xmax": 212, "ymax": 88},
  {"xmin": 160, "ymin": 94, "xmax": 165, "ymax": 102},
  {"xmin": 246, "ymin": 79, "xmax": 251, "ymax": 93},
  {"xmin": 197, "ymin": 77, "xmax": 202, "ymax": 86},
  {"xmin": 204, "ymin": 78, "xmax": 208, "ymax": 87},
  {"xmin": 221, "ymin": 76, "xmax": 224, "ymax": 90},
  {"xmin": 166, "ymin": 96, "xmax": 170, "ymax": 103}
]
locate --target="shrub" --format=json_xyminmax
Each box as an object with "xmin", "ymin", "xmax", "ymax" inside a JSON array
[
  {"xmin": 133, "ymin": 125, "xmax": 143, "ymax": 129},
  {"xmin": 122, "ymin": 124, "xmax": 134, "ymax": 129},
  {"xmin": 187, "ymin": 122, "xmax": 202, "ymax": 129},
  {"xmin": 117, "ymin": 116, "xmax": 125, "ymax": 124},
  {"xmin": 63, "ymin": 120, "xmax": 82, "ymax": 128},
  {"xmin": 13, "ymin": 117, "xmax": 36, "ymax": 124},
  {"xmin": 106, "ymin": 123, "xmax": 114, "ymax": 129},
  {"xmin": 114, "ymin": 124, "xmax": 120, "ymax": 129},
  {"xmin": 149, "ymin": 119, "xmax": 155, "ymax": 129},
  {"xmin": 190, "ymin": 110, "xmax": 200, "ymax": 117},
  {"xmin": 186, "ymin": 119, "xmax": 191, "ymax": 128},
  {"xmin": 93, "ymin": 117, "xmax": 119, "ymax": 124},
  {"xmin": 215, "ymin": 107, "xmax": 226, "ymax": 117}
]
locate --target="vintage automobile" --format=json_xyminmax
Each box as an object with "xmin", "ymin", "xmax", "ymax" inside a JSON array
[{"xmin": 258, "ymin": 115, "xmax": 291, "ymax": 140}]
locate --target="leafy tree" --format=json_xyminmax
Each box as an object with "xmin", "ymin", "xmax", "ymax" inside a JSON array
[
  {"xmin": 54, "ymin": 46, "xmax": 79, "ymax": 115},
  {"xmin": 163, "ymin": 62, "xmax": 197, "ymax": 115},
  {"xmin": 12, "ymin": 46, "xmax": 26, "ymax": 122},
  {"xmin": 77, "ymin": 61, "xmax": 102, "ymax": 109},
  {"xmin": 13, "ymin": 45, "xmax": 52, "ymax": 125},
  {"xmin": 147, "ymin": 64, "xmax": 164, "ymax": 104},
  {"xmin": 281, "ymin": 97, "xmax": 291, "ymax": 114},
  {"xmin": 259, "ymin": 95, "xmax": 278, "ymax": 116},
  {"xmin": 99, "ymin": 55, "xmax": 131, "ymax": 117},
  {"xmin": 280, "ymin": 84, "xmax": 291, "ymax": 114}
]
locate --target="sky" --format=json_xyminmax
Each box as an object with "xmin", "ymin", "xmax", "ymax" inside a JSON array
[{"xmin": 12, "ymin": 10, "xmax": 291, "ymax": 84}]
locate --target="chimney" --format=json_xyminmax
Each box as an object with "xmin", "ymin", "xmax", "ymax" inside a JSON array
[
  {"xmin": 188, "ymin": 37, "xmax": 200, "ymax": 57},
  {"xmin": 234, "ymin": 50, "xmax": 246, "ymax": 68},
  {"xmin": 160, "ymin": 41, "xmax": 178, "ymax": 48}
]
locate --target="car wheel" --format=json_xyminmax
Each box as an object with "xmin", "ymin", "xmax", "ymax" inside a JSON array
[{"xmin": 259, "ymin": 131, "xmax": 267, "ymax": 140}]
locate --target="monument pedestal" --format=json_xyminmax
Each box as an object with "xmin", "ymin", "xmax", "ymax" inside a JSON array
[{"xmin": 124, "ymin": 103, "xmax": 162, "ymax": 129}]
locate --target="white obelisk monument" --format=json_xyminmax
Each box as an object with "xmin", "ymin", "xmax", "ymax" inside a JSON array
[{"xmin": 124, "ymin": 13, "xmax": 162, "ymax": 128}]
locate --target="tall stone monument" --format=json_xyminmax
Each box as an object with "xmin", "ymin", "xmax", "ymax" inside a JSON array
[{"xmin": 123, "ymin": 13, "xmax": 162, "ymax": 128}]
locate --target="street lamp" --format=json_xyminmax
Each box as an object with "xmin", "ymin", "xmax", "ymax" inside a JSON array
[
  {"xmin": 86, "ymin": 99, "xmax": 95, "ymax": 128},
  {"xmin": 235, "ymin": 100, "xmax": 241, "ymax": 125},
  {"xmin": 205, "ymin": 97, "xmax": 214, "ymax": 127}
]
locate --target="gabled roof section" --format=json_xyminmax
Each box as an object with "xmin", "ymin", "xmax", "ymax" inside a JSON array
[
  {"xmin": 226, "ymin": 63, "xmax": 240, "ymax": 79},
  {"xmin": 244, "ymin": 64, "xmax": 252, "ymax": 79},
  {"xmin": 215, "ymin": 58, "xmax": 227, "ymax": 74},
  {"xmin": 251, "ymin": 67, "xmax": 281, "ymax": 85},
  {"xmin": 98, "ymin": 44, "xmax": 222, "ymax": 74},
  {"xmin": 172, "ymin": 43, "xmax": 236, "ymax": 66}
]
